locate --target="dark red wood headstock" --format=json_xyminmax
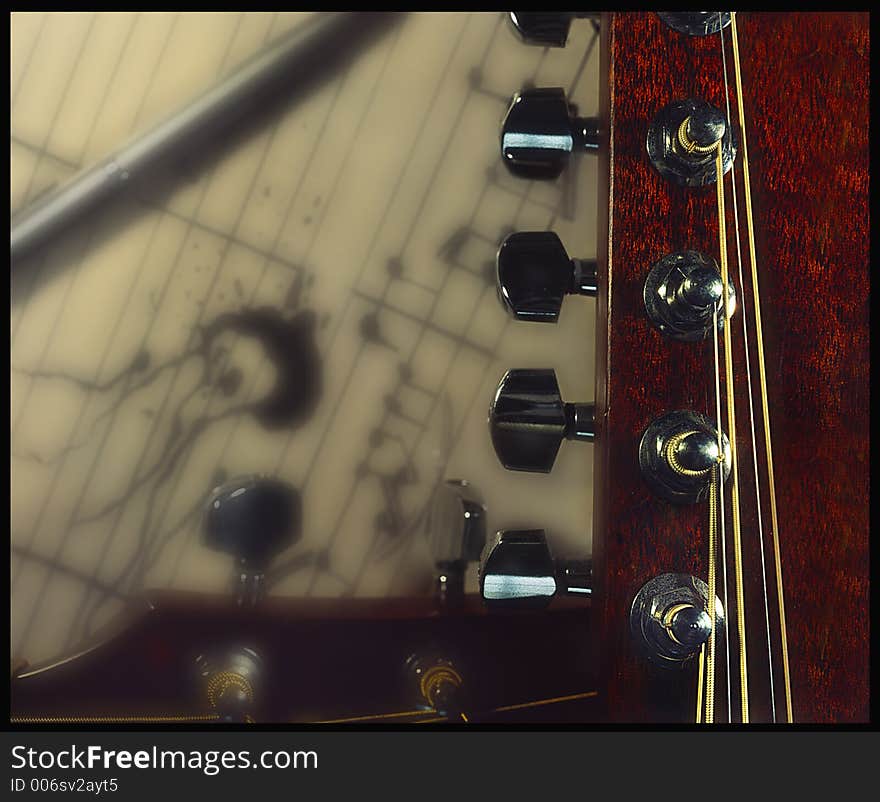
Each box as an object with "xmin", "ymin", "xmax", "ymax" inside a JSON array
[{"xmin": 592, "ymin": 12, "xmax": 869, "ymax": 723}]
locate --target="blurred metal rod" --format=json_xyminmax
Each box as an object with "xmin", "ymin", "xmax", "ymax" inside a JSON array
[{"xmin": 11, "ymin": 12, "xmax": 396, "ymax": 263}]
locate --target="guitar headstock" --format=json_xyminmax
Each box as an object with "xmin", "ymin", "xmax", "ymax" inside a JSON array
[{"xmin": 10, "ymin": 12, "xmax": 869, "ymax": 726}]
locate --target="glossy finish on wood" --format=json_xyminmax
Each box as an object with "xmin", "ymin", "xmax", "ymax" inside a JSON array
[{"xmin": 593, "ymin": 13, "xmax": 869, "ymax": 722}]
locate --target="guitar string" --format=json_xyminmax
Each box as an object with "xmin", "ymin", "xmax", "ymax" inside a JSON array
[
  {"xmin": 729, "ymin": 10, "xmax": 793, "ymax": 723},
  {"xmin": 710, "ymin": 299, "xmax": 731, "ymax": 723},
  {"xmin": 718, "ymin": 17, "xmax": 777, "ymax": 723},
  {"xmin": 714, "ymin": 142, "xmax": 749, "ymax": 723}
]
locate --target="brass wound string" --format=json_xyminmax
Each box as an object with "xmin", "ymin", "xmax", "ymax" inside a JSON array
[
  {"xmin": 729, "ymin": 11, "xmax": 793, "ymax": 724},
  {"xmin": 703, "ymin": 463, "xmax": 719, "ymax": 724},
  {"xmin": 715, "ymin": 142, "xmax": 749, "ymax": 723},
  {"xmin": 719, "ymin": 17, "xmax": 777, "ymax": 723},
  {"xmin": 711, "ymin": 304, "xmax": 732, "ymax": 722}
]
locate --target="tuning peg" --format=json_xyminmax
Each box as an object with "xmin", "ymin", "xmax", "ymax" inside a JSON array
[
  {"xmin": 638, "ymin": 411, "xmax": 731, "ymax": 504},
  {"xmin": 501, "ymin": 87, "xmax": 600, "ymax": 180},
  {"xmin": 195, "ymin": 647, "xmax": 262, "ymax": 722},
  {"xmin": 489, "ymin": 369, "xmax": 594, "ymax": 473},
  {"xmin": 497, "ymin": 231, "xmax": 597, "ymax": 322},
  {"xmin": 630, "ymin": 574, "xmax": 725, "ymax": 667},
  {"xmin": 427, "ymin": 479, "xmax": 487, "ymax": 605},
  {"xmin": 508, "ymin": 12, "xmax": 599, "ymax": 47},
  {"xmin": 644, "ymin": 250, "xmax": 736, "ymax": 341},
  {"xmin": 405, "ymin": 653, "xmax": 468, "ymax": 721},
  {"xmin": 647, "ymin": 97, "xmax": 736, "ymax": 187},
  {"xmin": 203, "ymin": 475, "xmax": 301, "ymax": 605},
  {"xmin": 480, "ymin": 529, "xmax": 591, "ymax": 608}
]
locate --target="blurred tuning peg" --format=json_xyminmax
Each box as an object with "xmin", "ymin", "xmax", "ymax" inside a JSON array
[
  {"xmin": 480, "ymin": 529, "xmax": 591, "ymax": 609},
  {"xmin": 203, "ymin": 475, "xmax": 301, "ymax": 606},
  {"xmin": 501, "ymin": 87, "xmax": 600, "ymax": 180},
  {"xmin": 497, "ymin": 231, "xmax": 597, "ymax": 323},
  {"xmin": 508, "ymin": 12, "xmax": 599, "ymax": 47},
  {"xmin": 427, "ymin": 479, "xmax": 487, "ymax": 606},
  {"xmin": 405, "ymin": 652, "xmax": 469, "ymax": 721},
  {"xmin": 489, "ymin": 369, "xmax": 595, "ymax": 473},
  {"xmin": 195, "ymin": 647, "xmax": 262, "ymax": 723}
]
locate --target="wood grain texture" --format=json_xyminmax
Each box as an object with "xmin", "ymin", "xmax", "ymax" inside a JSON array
[{"xmin": 593, "ymin": 12, "xmax": 869, "ymax": 723}]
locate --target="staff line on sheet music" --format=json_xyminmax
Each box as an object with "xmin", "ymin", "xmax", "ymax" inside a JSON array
[
  {"xmin": 10, "ymin": 14, "xmax": 183, "ymax": 343},
  {"xmin": 11, "ymin": 11, "xmax": 208, "ymax": 599},
  {"xmin": 12, "ymin": 13, "xmax": 268, "ymax": 655},
  {"xmin": 10, "ymin": 14, "xmax": 143, "ymax": 437}
]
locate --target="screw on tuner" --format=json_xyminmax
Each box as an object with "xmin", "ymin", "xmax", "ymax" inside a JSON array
[{"xmin": 501, "ymin": 87, "xmax": 599, "ymax": 180}]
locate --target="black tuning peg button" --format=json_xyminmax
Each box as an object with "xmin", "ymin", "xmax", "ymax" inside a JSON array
[
  {"xmin": 480, "ymin": 529, "xmax": 591, "ymax": 609},
  {"xmin": 489, "ymin": 369, "xmax": 595, "ymax": 473},
  {"xmin": 508, "ymin": 12, "xmax": 599, "ymax": 47},
  {"xmin": 427, "ymin": 479, "xmax": 487, "ymax": 605},
  {"xmin": 497, "ymin": 231, "xmax": 597, "ymax": 322},
  {"xmin": 501, "ymin": 88, "xmax": 600, "ymax": 180},
  {"xmin": 203, "ymin": 475, "xmax": 301, "ymax": 605}
]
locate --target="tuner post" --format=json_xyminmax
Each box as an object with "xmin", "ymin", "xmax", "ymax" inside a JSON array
[
  {"xmin": 405, "ymin": 653, "xmax": 468, "ymax": 721},
  {"xmin": 644, "ymin": 250, "xmax": 736, "ymax": 342},
  {"xmin": 639, "ymin": 411, "xmax": 731, "ymax": 504},
  {"xmin": 196, "ymin": 647, "xmax": 262, "ymax": 723},
  {"xmin": 630, "ymin": 574, "xmax": 724, "ymax": 668},
  {"xmin": 647, "ymin": 97, "xmax": 736, "ymax": 187}
]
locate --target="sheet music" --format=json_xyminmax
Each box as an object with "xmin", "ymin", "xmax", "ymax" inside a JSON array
[{"xmin": 10, "ymin": 12, "xmax": 600, "ymax": 665}]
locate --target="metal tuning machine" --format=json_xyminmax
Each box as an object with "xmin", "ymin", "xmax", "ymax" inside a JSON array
[
  {"xmin": 405, "ymin": 653, "xmax": 468, "ymax": 722},
  {"xmin": 630, "ymin": 574, "xmax": 725, "ymax": 668},
  {"xmin": 426, "ymin": 479, "xmax": 487, "ymax": 606},
  {"xmin": 489, "ymin": 368, "xmax": 594, "ymax": 473},
  {"xmin": 508, "ymin": 12, "xmax": 599, "ymax": 47},
  {"xmin": 480, "ymin": 529, "xmax": 591, "ymax": 609},
  {"xmin": 639, "ymin": 411, "xmax": 731, "ymax": 504},
  {"xmin": 647, "ymin": 97, "xmax": 736, "ymax": 187},
  {"xmin": 501, "ymin": 87, "xmax": 599, "ymax": 180},
  {"xmin": 202, "ymin": 474, "xmax": 301, "ymax": 606},
  {"xmin": 496, "ymin": 231, "xmax": 597, "ymax": 323},
  {"xmin": 195, "ymin": 647, "xmax": 262, "ymax": 723},
  {"xmin": 657, "ymin": 12, "xmax": 731, "ymax": 37},
  {"xmin": 644, "ymin": 250, "xmax": 736, "ymax": 341}
]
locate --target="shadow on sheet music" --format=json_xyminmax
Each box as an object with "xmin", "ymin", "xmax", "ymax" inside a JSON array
[{"xmin": 10, "ymin": 11, "xmax": 405, "ymax": 308}]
